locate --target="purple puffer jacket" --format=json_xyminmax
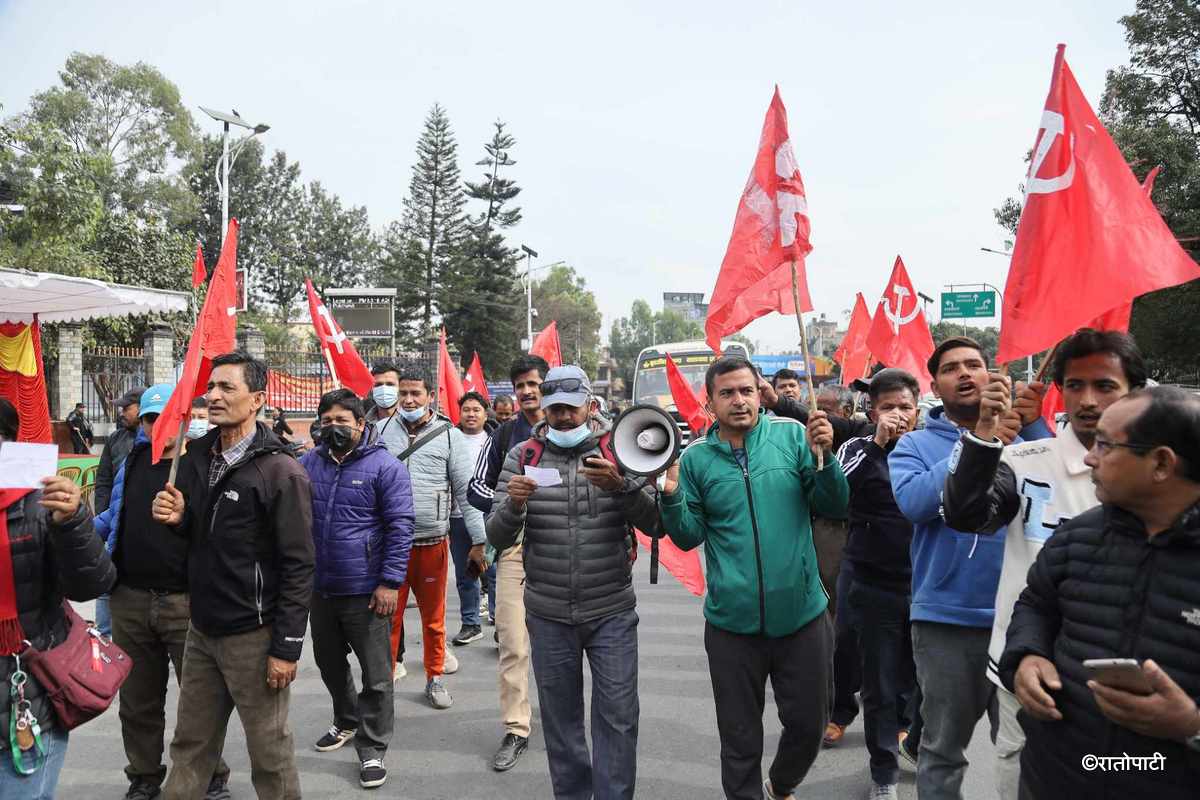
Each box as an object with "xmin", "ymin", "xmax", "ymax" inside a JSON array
[{"xmin": 301, "ymin": 436, "xmax": 415, "ymax": 595}]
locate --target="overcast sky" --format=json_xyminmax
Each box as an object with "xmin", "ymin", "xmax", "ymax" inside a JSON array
[{"xmin": 0, "ymin": 0, "xmax": 1136, "ymax": 352}]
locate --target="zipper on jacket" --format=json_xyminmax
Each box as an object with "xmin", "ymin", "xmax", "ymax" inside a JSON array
[
  {"xmin": 254, "ymin": 561, "xmax": 264, "ymax": 625},
  {"xmin": 741, "ymin": 462, "xmax": 768, "ymax": 635}
]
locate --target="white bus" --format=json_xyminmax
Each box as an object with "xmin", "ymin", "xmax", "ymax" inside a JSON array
[{"xmin": 631, "ymin": 339, "xmax": 751, "ymax": 440}]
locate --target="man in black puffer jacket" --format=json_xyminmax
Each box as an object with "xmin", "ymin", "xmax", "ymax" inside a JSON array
[{"xmin": 1000, "ymin": 386, "xmax": 1200, "ymax": 799}]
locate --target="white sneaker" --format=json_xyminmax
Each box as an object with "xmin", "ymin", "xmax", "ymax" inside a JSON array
[
  {"xmin": 443, "ymin": 646, "xmax": 459, "ymax": 675},
  {"xmin": 392, "ymin": 662, "xmax": 406, "ymax": 682},
  {"xmin": 425, "ymin": 676, "xmax": 453, "ymax": 709},
  {"xmin": 868, "ymin": 784, "xmax": 898, "ymax": 800}
]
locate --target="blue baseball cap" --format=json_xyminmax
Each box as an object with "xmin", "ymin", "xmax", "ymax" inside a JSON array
[
  {"xmin": 138, "ymin": 383, "xmax": 175, "ymax": 418},
  {"xmin": 540, "ymin": 365, "xmax": 591, "ymax": 409}
]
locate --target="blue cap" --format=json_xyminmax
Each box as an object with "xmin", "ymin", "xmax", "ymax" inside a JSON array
[
  {"xmin": 539, "ymin": 365, "xmax": 591, "ymax": 409},
  {"xmin": 138, "ymin": 383, "xmax": 175, "ymax": 418}
]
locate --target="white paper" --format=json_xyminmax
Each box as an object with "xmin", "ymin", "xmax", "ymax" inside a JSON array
[
  {"xmin": 523, "ymin": 465, "xmax": 563, "ymax": 487},
  {"xmin": 0, "ymin": 442, "xmax": 60, "ymax": 489}
]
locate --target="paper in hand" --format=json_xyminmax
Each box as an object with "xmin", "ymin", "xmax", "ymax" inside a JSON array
[
  {"xmin": 523, "ymin": 465, "xmax": 563, "ymax": 487},
  {"xmin": 0, "ymin": 442, "xmax": 60, "ymax": 489}
]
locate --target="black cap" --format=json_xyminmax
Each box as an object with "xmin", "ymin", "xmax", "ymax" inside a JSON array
[{"xmin": 116, "ymin": 388, "xmax": 145, "ymax": 410}]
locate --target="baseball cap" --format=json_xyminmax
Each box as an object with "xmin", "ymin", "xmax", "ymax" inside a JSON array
[
  {"xmin": 116, "ymin": 387, "xmax": 145, "ymax": 410},
  {"xmin": 138, "ymin": 383, "xmax": 175, "ymax": 418},
  {"xmin": 539, "ymin": 365, "xmax": 591, "ymax": 409}
]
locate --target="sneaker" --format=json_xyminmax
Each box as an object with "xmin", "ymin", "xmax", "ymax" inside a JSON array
[
  {"xmin": 492, "ymin": 732, "xmax": 529, "ymax": 771},
  {"xmin": 453, "ymin": 624, "xmax": 484, "ymax": 646},
  {"xmin": 204, "ymin": 777, "xmax": 232, "ymax": 800},
  {"xmin": 359, "ymin": 757, "xmax": 387, "ymax": 789},
  {"xmin": 898, "ymin": 730, "xmax": 919, "ymax": 770},
  {"xmin": 125, "ymin": 781, "xmax": 161, "ymax": 800},
  {"xmin": 763, "ymin": 779, "xmax": 795, "ymax": 800},
  {"xmin": 868, "ymin": 783, "xmax": 899, "ymax": 800},
  {"xmin": 486, "ymin": 613, "xmax": 496, "ymax": 626},
  {"xmin": 314, "ymin": 724, "xmax": 355, "ymax": 752},
  {"xmin": 392, "ymin": 661, "xmax": 407, "ymax": 682},
  {"xmin": 426, "ymin": 676, "xmax": 453, "ymax": 709},
  {"xmin": 443, "ymin": 646, "xmax": 459, "ymax": 675},
  {"xmin": 822, "ymin": 721, "xmax": 846, "ymax": 748}
]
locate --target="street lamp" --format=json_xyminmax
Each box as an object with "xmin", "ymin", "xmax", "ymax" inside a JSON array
[
  {"xmin": 521, "ymin": 245, "xmax": 538, "ymax": 347},
  {"xmin": 200, "ymin": 107, "xmax": 269, "ymax": 246}
]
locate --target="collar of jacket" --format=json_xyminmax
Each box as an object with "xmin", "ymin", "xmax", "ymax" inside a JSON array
[
  {"xmin": 1057, "ymin": 423, "xmax": 1090, "ymax": 476},
  {"xmin": 194, "ymin": 420, "xmax": 287, "ymax": 463},
  {"xmin": 702, "ymin": 409, "xmax": 771, "ymax": 455},
  {"xmin": 532, "ymin": 414, "xmax": 613, "ymax": 453},
  {"xmin": 1104, "ymin": 499, "xmax": 1200, "ymax": 547},
  {"xmin": 316, "ymin": 431, "xmax": 379, "ymax": 464}
]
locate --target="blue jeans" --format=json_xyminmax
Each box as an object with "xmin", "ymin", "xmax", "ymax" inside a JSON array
[
  {"xmin": 0, "ymin": 725, "xmax": 69, "ymax": 800},
  {"xmin": 449, "ymin": 518, "xmax": 482, "ymax": 627},
  {"xmin": 527, "ymin": 609, "xmax": 639, "ymax": 800},
  {"xmin": 94, "ymin": 593, "xmax": 112, "ymax": 638}
]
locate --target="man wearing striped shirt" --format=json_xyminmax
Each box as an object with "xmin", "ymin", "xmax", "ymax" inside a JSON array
[{"xmin": 835, "ymin": 368, "xmax": 923, "ymax": 800}]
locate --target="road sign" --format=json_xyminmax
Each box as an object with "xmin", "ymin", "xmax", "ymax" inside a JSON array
[
  {"xmin": 325, "ymin": 288, "xmax": 395, "ymax": 338},
  {"xmin": 941, "ymin": 290, "xmax": 996, "ymax": 319}
]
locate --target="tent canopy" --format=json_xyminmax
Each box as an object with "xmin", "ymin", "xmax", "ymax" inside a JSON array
[{"xmin": 0, "ymin": 268, "xmax": 191, "ymax": 324}]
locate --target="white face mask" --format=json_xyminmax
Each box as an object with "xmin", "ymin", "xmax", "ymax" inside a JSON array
[
  {"xmin": 186, "ymin": 419, "xmax": 212, "ymax": 440},
  {"xmin": 546, "ymin": 421, "xmax": 591, "ymax": 449},
  {"xmin": 398, "ymin": 405, "xmax": 428, "ymax": 423},
  {"xmin": 372, "ymin": 385, "xmax": 399, "ymax": 409}
]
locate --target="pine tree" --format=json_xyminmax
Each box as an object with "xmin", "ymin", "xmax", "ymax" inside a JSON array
[
  {"xmin": 441, "ymin": 120, "xmax": 525, "ymax": 375},
  {"xmin": 379, "ymin": 104, "xmax": 468, "ymax": 346}
]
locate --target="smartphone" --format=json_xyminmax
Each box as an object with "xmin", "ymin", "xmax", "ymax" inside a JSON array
[
  {"xmin": 1082, "ymin": 658, "xmax": 1154, "ymax": 695},
  {"xmin": 583, "ymin": 456, "xmax": 605, "ymax": 469}
]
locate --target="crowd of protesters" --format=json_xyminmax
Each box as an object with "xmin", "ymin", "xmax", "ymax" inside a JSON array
[{"xmin": 2, "ymin": 325, "xmax": 1199, "ymax": 800}]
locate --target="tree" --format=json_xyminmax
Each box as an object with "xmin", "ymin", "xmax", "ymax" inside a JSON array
[
  {"xmin": 247, "ymin": 151, "xmax": 305, "ymax": 318},
  {"xmin": 183, "ymin": 134, "xmax": 267, "ymax": 277},
  {"xmin": 464, "ymin": 121, "xmax": 521, "ymax": 232},
  {"xmin": 609, "ymin": 300, "xmax": 704, "ymax": 387},
  {"xmin": 300, "ymin": 181, "xmax": 376, "ymax": 296},
  {"xmin": 532, "ymin": 265, "xmax": 603, "ymax": 375}
]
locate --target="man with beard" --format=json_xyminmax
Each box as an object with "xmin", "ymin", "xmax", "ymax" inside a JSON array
[
  {"xmin": 888, "ymin": 337, "xmax": 1050, "ymax": 800},
  {"xmin": 468, "ymin": 354, "xmax": 550, "ymax": 771},
  {"xmin": 493, "ymin": 395, "xmax": 515, "ymax": 424},
  {"xmin": 941, "ymin": 329, "xmax": 1146, "ymax": 800}
]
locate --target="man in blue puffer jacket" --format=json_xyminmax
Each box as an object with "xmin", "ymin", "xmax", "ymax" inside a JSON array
[
  {"xmin": 888, "ymin": 337, "xmax": 1051, "ymax": 800},
  {"xmin": 301, "ymin": 389, "xmax": 415, "ymax": 790}
]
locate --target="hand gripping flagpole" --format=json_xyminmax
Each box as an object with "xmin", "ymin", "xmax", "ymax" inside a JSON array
[
  {"xmin": 789, "ymin": 260, "xmax": 824, "ymax": 470},
  {"xmin": 167, "ymin": 417, "xmax": 189, "ymax": 486}
]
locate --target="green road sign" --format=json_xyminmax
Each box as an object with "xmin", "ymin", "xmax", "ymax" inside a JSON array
[{"xmin": 941, "ymin": 290, "xmax": 996, "ymax": 319}]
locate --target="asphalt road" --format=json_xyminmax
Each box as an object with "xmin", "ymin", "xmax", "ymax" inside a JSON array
[{"xmin": 60, "ymin": 556, "xmax": 996, "ymax": 799}]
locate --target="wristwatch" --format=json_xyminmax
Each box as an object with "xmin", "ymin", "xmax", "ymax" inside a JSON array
[{"xmin": 1186, "ymin": 708, "xmax": 1200, "ymax": 753}]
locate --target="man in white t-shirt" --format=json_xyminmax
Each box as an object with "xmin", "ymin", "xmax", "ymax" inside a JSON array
[
  {"xmin": 450, "ymin": 391, "xmax": 493, "ymax": 646},
  {"xmin": 941, "ymin": 328, "xmax": 1147, "ymax": 800}
]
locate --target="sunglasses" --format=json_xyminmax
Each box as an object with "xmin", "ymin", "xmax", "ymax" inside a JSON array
[{"xmin": 541, "ymin": 378, "xmax": 588, "ymax": 395}]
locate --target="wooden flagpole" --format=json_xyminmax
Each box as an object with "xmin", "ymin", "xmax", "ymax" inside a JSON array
[
  {"xmin": 322, "ymin": 347, "xmax": 343, "ymax": 391},
  {"xmin": 789, "ymin": 260, "xmax": 824, "ymax": 470}
]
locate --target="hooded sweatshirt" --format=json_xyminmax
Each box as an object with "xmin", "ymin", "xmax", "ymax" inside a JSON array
[{"xmin": 888, "ymin": 406, "xmax": 1049, "ymax": 628}]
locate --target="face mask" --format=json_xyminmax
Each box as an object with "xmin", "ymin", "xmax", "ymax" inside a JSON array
[
  {"xmin": 186, "ymin": 419, "xmax": 211, "ymax": 440},
  {"xmin": 398, "ymin": 405, "xmax": 427, "ymax": 423},
  {"xmin": 372, "ymin": 385, "xmax": 398, "ymax": 409},
  {"xmin": 320, "ymin": 424, "xmax": 357, "ymax": 453},
  {"xmin": 546, "ymin": 422, "xmax": 591, "ymax": 449}
]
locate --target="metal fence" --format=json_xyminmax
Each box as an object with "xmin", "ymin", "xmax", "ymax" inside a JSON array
[
  {"xmin": 82, "ymin": 346, "xmax": 146, "ymax": 423},
  {"xmin": 263, "ymin": 343, "xmax": 438, "ymax": 415}
]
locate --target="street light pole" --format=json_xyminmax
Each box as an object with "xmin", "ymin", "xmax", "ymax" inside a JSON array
[
  {"xmin": 521, "ymin": 244, "xmax": 538, "ymax": 348},
  {"xmin": 220, "ymin": 122, "xmax": 230, "ymax": 245},
  {"xmin": 978, "ymin": 246, "xmax": 1034, "ymax": 381},
  {"xmin": 200, "ymin": 107, "xmax": 270, "ymax": 283}
]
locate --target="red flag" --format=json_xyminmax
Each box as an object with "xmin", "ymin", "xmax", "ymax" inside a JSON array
[
  {"xmin": 305, "ymin": 280, "xmax": 374, "ymax": 397},
  {"xmin": 530, "ymin": 321, "xmax": 562, "ymax": 367},
  {"xmin": 997, "ymin": 45, "xmax": 1200, "ymax": 363},
  {"xmin": 864, "ymin": 257, "xmax": 935, "ymax": 391},
  {"xmin": 437, "ymin": 328, "xmax": 464, "ymax": 425},
  {"xmin": 153, "ymin": 219, "xmax": 240, "ymax": 463},
  {"xmin": 0, "ymin": 319, "xmax": 52, "ymax": 443},
  {"xmin": 1041, "ymin": 382, "xmax": 1065, "ymax": 432},
  {"xmin": 666, "ymin": 354, "xmax": 712, "ymax": 435},
  {"xmin": 463, "ymin": 352, "xmax": 490, "ymax": 402},
  {"xmin": 191, "ymin": 243, "xmax": 206, "ymax": 289},
  {"xmin": 705, "ymin": 87, "xmax": 814, "ymax": 352},
  {"xmin": 835, "ymin": 293, "xmax": 873, "ymax": 385},
  {"xmin": 634, "ymin": 529, "xmax": 706, "ymax": 597}
]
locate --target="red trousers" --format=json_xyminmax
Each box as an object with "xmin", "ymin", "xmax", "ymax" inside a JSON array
[{"xmin": 390, "ymin": 538, "xmax": 448, "ymax": 680}]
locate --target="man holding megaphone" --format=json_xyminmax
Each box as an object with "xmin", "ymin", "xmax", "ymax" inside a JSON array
[{"xmin": 659, "ymin": 355, "xmax": 849, "ymax": 800}]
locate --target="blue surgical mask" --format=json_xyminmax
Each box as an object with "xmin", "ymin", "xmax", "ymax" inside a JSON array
[
  {"xmin": 398, "ymin": 405, "xmax": 428, "ymax": 423},
  {"xmin": 372, "ymin": 385, "xmax": 398, "ymax": 409},
  {"xmin": 186, "ymin": 419, "xmax": 211, "ymax": 440},
  {"xmin": 546, "ymin": 422, "xmax": 591, "ymax": 449}
]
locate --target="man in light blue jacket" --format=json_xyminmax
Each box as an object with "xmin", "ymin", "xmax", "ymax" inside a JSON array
[{"xmin": 888, "ymin": 337, "xmax": 1049, "ymax": 800}]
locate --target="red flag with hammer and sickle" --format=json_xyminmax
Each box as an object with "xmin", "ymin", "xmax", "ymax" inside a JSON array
[{"xmin": 864, "ymin": 256, "xmax": 935, "ymax": 391}]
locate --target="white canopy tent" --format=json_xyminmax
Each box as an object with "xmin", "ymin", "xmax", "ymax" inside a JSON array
[{"xmin": 0, "ymin": 268, "xmax": 191, "ymax": 324}]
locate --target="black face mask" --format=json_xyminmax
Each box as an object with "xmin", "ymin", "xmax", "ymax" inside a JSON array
[{"xmin": 321, "ymin": 424, "xmax": 357, "ymax": 453}]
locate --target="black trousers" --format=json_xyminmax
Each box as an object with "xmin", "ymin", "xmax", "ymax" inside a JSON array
[
  {"xmin": 705, "ymin": 613, "xmax": 833, "ymax": 800},
  {"xmin": 310, "ymin": 593, "xmax": 395, "ymax": 759}
]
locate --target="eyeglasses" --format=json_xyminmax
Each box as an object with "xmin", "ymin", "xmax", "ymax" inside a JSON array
[
  {"xmin": 541, "ymin": 378, "xmax": 588, "ymax": 395},
  {"xmin": 1092, "ymin": 437, "xmax": 1154, "ymax": 456}
]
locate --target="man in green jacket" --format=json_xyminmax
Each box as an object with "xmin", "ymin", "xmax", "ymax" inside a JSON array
[{"xmin": 660, "ymin": 356, "xmax": 848, "ymax": 800}]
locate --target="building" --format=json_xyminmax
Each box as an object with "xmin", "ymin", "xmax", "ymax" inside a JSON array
[
  {"xmin": 663, "ymin": 292, "xmax": 708, "ymax": 322},
  {"xmin": 805, "ymin": 313, "xmax": 843, "ymax": 359}
]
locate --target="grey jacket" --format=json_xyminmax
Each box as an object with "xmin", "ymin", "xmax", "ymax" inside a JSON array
[
  {"xmin": 486, "ymin": 415, "xmax": 660, "ymax": 624},
  {"xmin": 368, "ymin": 409, "xmax": 485, "ymax": 545}
]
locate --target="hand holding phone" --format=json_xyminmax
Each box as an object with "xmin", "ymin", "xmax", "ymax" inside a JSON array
[{"xmin": 1083, "ymin": 658, "xmax": 1154, "ymax": 695}]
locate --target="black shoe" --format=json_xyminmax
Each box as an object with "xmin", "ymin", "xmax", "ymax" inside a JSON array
[
  {"xmin": 359, "ymin": 757, "xmax": 387, "ymax": 789},
  {"xmin": 492, "ymin": 732, "xmax": 529, "ymax": 771},
  {"xmin": 314, "ymin": 724, "xmax": 355, "ymax": 751},
  {"xmin": 204, "ymin": 776, "xmax": 232, "ymax": 800},
  {"xmin": 453, "ymin": 624, "xmax": 484, "ymax": 646},
  {"xmin": 125, "ymin": 781, "xmax": 161, "ymax": 800}
]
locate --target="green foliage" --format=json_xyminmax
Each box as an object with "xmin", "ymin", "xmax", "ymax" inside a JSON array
[
  {"xmin": 300, "ymin": 181, "xmax": 376, "ymax": 297},
  {"xmin": 533, "ymin": 265, "xmax": 603, "ymax": 375},
  {"xmin": 608, "ymin": 300, "xmax": 705, "ymax": 388}
]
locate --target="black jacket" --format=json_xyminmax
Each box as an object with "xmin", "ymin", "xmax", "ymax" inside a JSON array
[
  {"xmin": 999, "ymin": 502, "xmax": 1200, "ymax": 799},
  {"xmin": 835, "ymin": 435, "xmax": 912, "ymax": 593},
  {"xmin": 467, "ymin": 413, "xmax": 536, "ymax": 514},
  {"xmin": 773, "ymin": 397, "xmax": 873, "ymax": 454},
  {"xmin": 1, "ymin": 495, "xmax": 115, "ymax": 734},
  {"xmin": 114, "ymin": 438, "xmax": 189, "ymax": 592},
  {"xmin": 95, "ymin": 424, "xmax": 136, "ymax": 513},
  {"xmin": 173, "ymin": 423, "xmax": 315, "ymax": 662}
]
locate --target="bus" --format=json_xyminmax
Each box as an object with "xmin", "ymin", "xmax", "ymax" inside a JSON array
[{"xmin": 631, "ymin": 340, "xmax": 751, "ymax": 440}]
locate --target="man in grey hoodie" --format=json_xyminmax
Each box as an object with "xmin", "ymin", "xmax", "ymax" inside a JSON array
[{"xmin": 367, "ymin": 364, "xmax": 486, "ymax": 710}]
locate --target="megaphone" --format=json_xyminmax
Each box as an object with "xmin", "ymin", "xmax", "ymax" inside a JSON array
[{"xmin": 610, "ymin": 403, "xmax": 683, "ymax": 477}]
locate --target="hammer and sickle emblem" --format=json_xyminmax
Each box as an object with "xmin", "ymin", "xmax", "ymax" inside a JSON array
[
  {"xmin": 316, "ymin": 304, "xmax": 347, "ymax": 354},
  {"xmin": 1025, "ymin": 110, "xmax": 1075, "ymax": 196},
  {"xmin": 883, "ymin": 284, "xmax": 919, "ymax": 335}
]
